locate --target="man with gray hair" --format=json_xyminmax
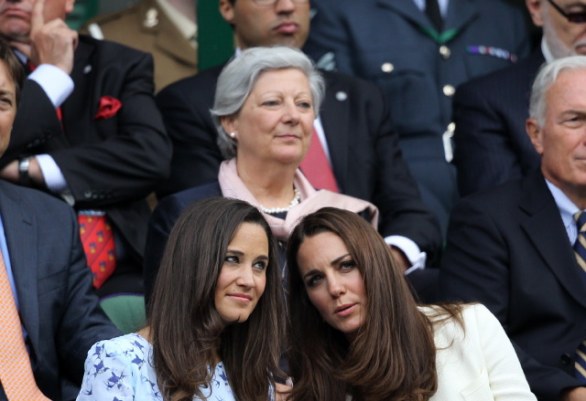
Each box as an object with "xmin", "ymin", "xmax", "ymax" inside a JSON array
[
  {"xmin": 454, "ymin": 0, "xmax": 586, "ymax": 196},
  {"xmin": 441, "ymin": 56, "xmax": 586, "ymax": 401}
]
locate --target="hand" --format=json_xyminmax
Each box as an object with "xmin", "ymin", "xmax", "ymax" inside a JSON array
[
  {"xmin": 0, "ymin": 157, "xmax": 45, "ymax": 187},
  {"xmin": 0, "ymin": 160, "xmax": 18, "ymax": 182},
  {"xmin": 275, "ymin": 382, "xmax": 291, "ymax": 401},
  {"xmin": 29, "ymin": 0, "xmax": 78, "ymax": 74},
  {"xmin": 562, "ymin": 387, "xmax": 586, "ymax": 401}
]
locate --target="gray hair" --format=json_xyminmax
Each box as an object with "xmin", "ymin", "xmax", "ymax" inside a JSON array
[
  {"xmin": 211, "ymin": 46, "xmax": 325, "ymax": 159},
  {"xmin": 529, "ymin": 56, "xmax": 586, "ymax": 126}
]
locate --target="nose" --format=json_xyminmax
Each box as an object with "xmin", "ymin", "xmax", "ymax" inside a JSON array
[
  {"xmin": 236, "ymin": 266, "xmax": 255, "ymax": 288},
  {"xmin": 327, "ymin": 275, "xmax": 345, "ymax": 297},
  {"xmin": 282, "ymin": 100, "xmax": 300, "ymax": 124},
  {"xmin": 275, "ymin": 0, "xmax": 295, "ymax": 12}
]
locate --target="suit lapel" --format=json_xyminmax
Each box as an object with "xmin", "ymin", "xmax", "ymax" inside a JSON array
[
  {"xmin": 0, "ymin": 183, "xmax": 40, "ymax": 347},
  {"xmin": 376, "ymin": 0, "xmax": 429, "ymax": 28},
  {"xmin": 377, "ymin": 0, "xmax": 479, "ymax": 39},
  {"xmin": 519, "ymin": 172, "xmax": 586, "ymax": 309},
  {"xmin": 319, "ymin": 72, "xmax": 350, "ymax": 190},
  {"xmin": 444, "ymin": 0, "xmax": 479, "ymax": 32},
  {"xmin": 62, "ymin": 38, "xmax": 95, "ymax": 140}
]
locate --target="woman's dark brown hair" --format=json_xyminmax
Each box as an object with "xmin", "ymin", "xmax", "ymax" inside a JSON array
[
  {"xmin": 0, "ymin": 38, "xmax": 24, "ymax": 103},
  {"xmin": 286, "ymin": 207, "xmax": 446, "ymax": 401},
  {"xmin": 149, "ymin": 197, "xmax": 285, "ymax": 401}
]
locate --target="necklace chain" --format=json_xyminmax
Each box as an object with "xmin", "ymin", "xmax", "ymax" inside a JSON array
[{"xmin": 259, "ymin": 188, "xmax": 301, "ymax": 214}]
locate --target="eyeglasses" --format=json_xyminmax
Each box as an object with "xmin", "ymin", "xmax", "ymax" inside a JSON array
[
  {"xmin": 252, "ymin": 0, "xmax": 309, "ymax": 5},
  {"xmin": 547, "ymin": 0, "xmax": 586, "ymax": 23}
]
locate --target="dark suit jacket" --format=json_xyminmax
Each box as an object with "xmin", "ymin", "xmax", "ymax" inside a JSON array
[
  {"xmin": 453, "ymin": 50, "xmax": 544, "ymax": 196},
  {"xmin": 303, "ymin": 0, "xmax": 531, "ymax": 234},
  {"xmin": 2, "ymin": 35, "xmax": 171, "ymax": 292},
  {"xmin": 440, "ymin": 171, "xmax": 586, "ymax": 400},
  {"xmin": 0, "ymin": 180, "xmax": 120, "ymax": 401},
  {"xmin": 155, "ymin": 65, "xmax": 441, "ymax": 259}
]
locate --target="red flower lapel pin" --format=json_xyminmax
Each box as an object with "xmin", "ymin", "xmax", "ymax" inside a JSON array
[{"xmin": 95, "ymin": 96, "xmax": 122, "ymax": 120}]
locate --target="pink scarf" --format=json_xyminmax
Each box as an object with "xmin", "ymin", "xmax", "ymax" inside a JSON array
[{"xmin": 218, "ymin": 159, "xmax": 379, "ymax": 240}]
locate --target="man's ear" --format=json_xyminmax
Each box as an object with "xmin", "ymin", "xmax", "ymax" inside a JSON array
[
  {"xmin": 219, "ymin": 0, "xmax": 235, "ymax": 24},
  {"xmin": 526, "ymin": 0, "xmax": 544, "ymax": 27},
  {"xmin": 526, "ymin": 117, "xmax": 545, "ymax": 155}
]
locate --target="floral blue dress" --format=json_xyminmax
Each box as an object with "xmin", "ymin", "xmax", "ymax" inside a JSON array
[{"xmin": 76, "ymin": 333, "xmax": 275, "ymax": 401}]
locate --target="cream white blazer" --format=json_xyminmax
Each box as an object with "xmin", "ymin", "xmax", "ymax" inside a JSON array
[{"xmin": 428, "ymin": 304, "xmax": 536, "ymax": 401}]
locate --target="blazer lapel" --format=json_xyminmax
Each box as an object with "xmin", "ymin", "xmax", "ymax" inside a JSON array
[
  {"xmin": 444, "ymin": 0, "xmax": 479, "ymax": 32},
  {"xmin": 62, "ymin": 38, "xmax": 95, "ymax": 140},
  {"xmin": 0, "ymin": 183, "xmax": 40, "ymax": 348},
  {"xmin": 319, "ymin": 72, "xmax": 350, "ymax": 190},
  {"xmin": 519, "ymin": 172, "xmax": 586, "ymax": 309},
  {"xmin": 376, "ymin": 0, "xmax": 429, "ymax": 28}
]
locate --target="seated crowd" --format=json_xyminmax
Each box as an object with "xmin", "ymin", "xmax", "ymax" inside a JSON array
[{"xmin": 0, "ymin": 0, "xmax": 585, "ymax": 400}]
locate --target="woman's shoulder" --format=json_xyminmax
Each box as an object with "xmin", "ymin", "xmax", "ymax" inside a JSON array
[
  {"xmin": 420, "ymin": 303, "xmax": 499, "ymax": 346},
  {"xmin": 92, "ymin": 332, "xmax": 150, "ymax": 350},
  {"xmin": 419, "ymin": 303, "xmax": 491, "ymax": 323},
  {"xmin": 88, "ymin": 333, "xmax": 152, "ymax": 364}
]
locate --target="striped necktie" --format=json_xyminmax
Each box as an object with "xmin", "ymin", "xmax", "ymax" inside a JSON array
[{"xmin": 572, "ymin": 211, "xmax": 586, "ymax": 383}]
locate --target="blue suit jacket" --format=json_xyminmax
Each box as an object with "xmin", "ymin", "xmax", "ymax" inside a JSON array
[
  {"xmin": 0, "ymin": 180, "xmax": 121, "ymax": 401},
  {"xmin": 453, "ymin": 50, "xmax": 544, "ymax": 196},
  {"xmin": 304, "ymin": 0, "xmax": 531, "ymax": 234},
  {"xmin": 440, "ymin": 171, "xmax": 586, "ymax": 400}
]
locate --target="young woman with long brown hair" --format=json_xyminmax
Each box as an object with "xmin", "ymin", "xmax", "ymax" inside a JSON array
[
  {"xmin": 77, "ymin": 197, "xmax": 285, "ymax": 401},
  {"xmin": 285, "ymin": 207, "xmax": 536, "ymax": 401}
]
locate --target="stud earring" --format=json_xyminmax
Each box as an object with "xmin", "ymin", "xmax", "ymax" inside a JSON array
[{"xmin": 229, "ymin": 132, "xmax": 236, "ymax": 139}]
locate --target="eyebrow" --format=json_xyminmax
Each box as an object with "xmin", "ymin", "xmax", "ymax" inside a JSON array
[
  {"xmin": 226, "ymin": 249, "xmax": 269, "ymax": 260},
  {"xmin": 301, "ymin": 253, "xmax": 352, "ymax": 279}
]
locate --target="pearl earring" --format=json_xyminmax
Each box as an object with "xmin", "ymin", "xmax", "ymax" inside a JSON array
[{"xmin": 229, "ymin": 132, "xmax": 236, "ymax": 139}]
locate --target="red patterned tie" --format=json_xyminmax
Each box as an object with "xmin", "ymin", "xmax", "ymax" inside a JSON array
[
  {"xmin": 300, "ymin": 129, "xmax": 339, "ymax": 192},
  {"xmin": 78, "ymin": 213, "xmax": 116, "ymax": 289}
]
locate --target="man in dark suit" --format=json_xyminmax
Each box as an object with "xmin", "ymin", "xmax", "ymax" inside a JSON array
[
  {"xmin": 152, "ymin": 0, "xmax": 441, "ymax": 302},
  {"xmin": 0, "ymin": 0, "xmax": 171, "ymax": 300},
  {"xmin": 0, "ymin": 35, "xmax": 120, "ymax": 401},
  {"xmin": 454, "ymin": 0, "xmax": 586, "ymax": 196},
  {"xmin": 441, "ymin": 57, "xmax": 586, "ymax": 401},
  {"xmin": 303, "ymin": 0, "xmax": 532, "ymax": 234}
]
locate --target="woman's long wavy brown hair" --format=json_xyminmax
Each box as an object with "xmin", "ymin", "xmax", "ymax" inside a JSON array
[
  {"xmin": 149, "ymin": 197, "xmax": 285, "ymax": 401},
  {"xmin": 286, "ymin": 207, "xmax": 457, "ymax": 401}
]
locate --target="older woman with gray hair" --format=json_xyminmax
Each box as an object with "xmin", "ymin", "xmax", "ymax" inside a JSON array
[{"xmin": 143, "ymin": 46, "xmax": 379, "ymax": 304}]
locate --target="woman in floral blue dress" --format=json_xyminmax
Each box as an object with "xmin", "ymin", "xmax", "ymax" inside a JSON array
[{"xmin": 77, "ymin": 197, "xmax": 285, "ymax": 401}]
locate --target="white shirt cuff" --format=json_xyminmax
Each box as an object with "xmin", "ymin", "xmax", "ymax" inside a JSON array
[
  {"xmin": 385, "ymin": 235, "xmax": 427, "ymax": 274},
  {"xmin": 36, "ymin": 154, "xmax": 68, "ymax": 193},
  {"xmin": 28, "ymin": 64, "xmax": 74, "ymax": 107}
]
